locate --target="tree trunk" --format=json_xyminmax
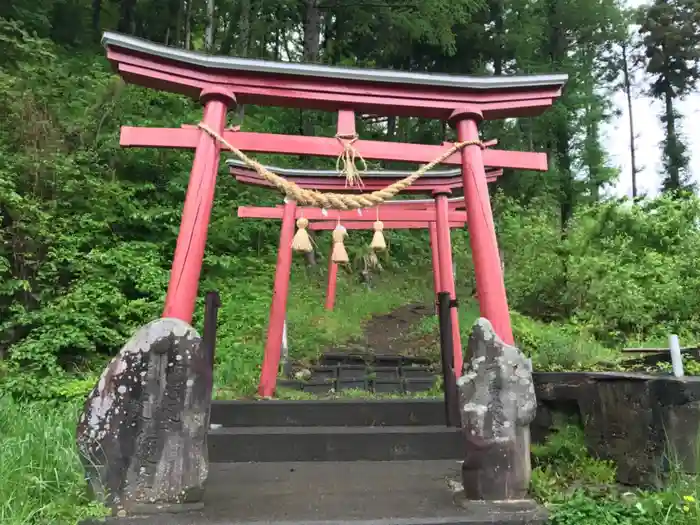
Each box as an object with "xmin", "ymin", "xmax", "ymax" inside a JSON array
[
  {"xmin": 547, "ymin": 0, "xmax": 572, "ymax": 231},
  {"xmin": 234, "ymin": 0, "xmax": 251, "ymax": 123},
  {"xmin": 664, "ymin": 85, "xmax": 680, "ymax": 191},
  {"xmin": 304, "ymin": 0, "xmax": 321, "ymax": 62},
  {"xmin": 237, "ymin": 0, "xmax": 251, "ymax": 57},
  {"xmin": 205, "ymin": 0, "xmax": 216, "ymax": 50},
  {"xmin": 303, "ymin": 0, "xmax": 322, "ymax": 62},
  {"xmin": 491, "ymin": 0, "xmax": 504, "ymax": 75},
  {"xmin": 387, "ymin": 116, "xmax": 396, "ymax": 140},
  {"xmin": 322, "ymin": 11, "xmax": 335, "ymax": 63},
  {"xmin": 274, "ymin": 27, "xmax": 281, "ymax": 60},
  {"xmin": 117, "ymin": 0, "xmax": 137, "ymax": 34},
  {"xmin": 301, "ymin": 0, "xmax": 322, "ymax": 140},
  {"xmin": 92, "ymin": 0, "xmax": 102, "ymax": 41},
  {"xmin": 175, "ymin": 0, "xmax": 185, "ymax": 47},
  {"xmin": 621, "ymin": 42, "xmax": 638, "ymax": 199},
  {"xmin": 185, "ymin": 0, "xmax": 192, "ymax": 50}
]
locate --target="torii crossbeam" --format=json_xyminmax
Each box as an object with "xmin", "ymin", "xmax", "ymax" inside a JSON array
[{"xmin": 102, "ymin": 31, "xmax": 566, "ymax": 396}]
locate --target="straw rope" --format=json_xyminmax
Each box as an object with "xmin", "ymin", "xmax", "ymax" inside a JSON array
[
  {"xmin": 198, "ymin": 123, "xmax": 483, "ymax": 210},
  {"xmin": 335, "ymin": 133, "xmax": 367, "ymax": 188}
]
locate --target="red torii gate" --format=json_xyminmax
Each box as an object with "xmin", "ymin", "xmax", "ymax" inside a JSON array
[
  {"xmin": 101, "ymin": 31, "xmax": 566, "ymax": 397},
  {"xmin": 237, "ymin": 197, "xmax": 469, "ymax": 380}
]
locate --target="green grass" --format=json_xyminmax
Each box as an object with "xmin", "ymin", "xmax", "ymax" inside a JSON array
[
  {"xmin": 0, "ymin": 397, "xmax": 109, "ymax": 525},
  {"xmin": 212, "ymin": 267, "xmax": 432, "ymax": 398},
  {"xmin": 407, "ymin": 284, "xmax": 621, "ymax": 373},
  {"xmin": 531, "ymin": 423, "xmax": 700, "ymax": 525}
]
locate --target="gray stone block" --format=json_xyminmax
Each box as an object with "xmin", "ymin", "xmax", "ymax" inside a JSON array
[
  {"xmin": 76, "ymin": 318, "xmax": 213, "ymax": 516},
  {"xmin": 457, "ymin": 318, "xmax": 536, "ymax": 501}
]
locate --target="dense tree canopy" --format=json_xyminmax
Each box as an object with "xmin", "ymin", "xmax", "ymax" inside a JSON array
[{"xmin": 1, "ymin": 0, "xmax": 699, "ymax": 398}]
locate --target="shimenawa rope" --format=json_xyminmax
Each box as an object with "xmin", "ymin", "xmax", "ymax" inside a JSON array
[
  {"xmin": 335, "ymin": 133, "xmax": 367, "ymax": 188},
  {"xmin": 198, "ymin": 123, "xmax": 483, "ymax": 211}
]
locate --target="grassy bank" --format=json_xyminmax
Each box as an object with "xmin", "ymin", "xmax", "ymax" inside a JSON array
[
  {"xmin": 532, "ymin": 424, "xmax": 700, "ymax": 525},
  {"xmin": 0, "ymin": 397, "xmax": 109, "ymax": 525}
]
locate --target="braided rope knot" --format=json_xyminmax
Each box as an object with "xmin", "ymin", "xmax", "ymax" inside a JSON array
[
  {"xmin": 199, "ymin": 123, "xmax": 483, "ymax": 210},
  {"xmin": 335, "ymin": 133, "xmax": 367, "ymax": 188}
]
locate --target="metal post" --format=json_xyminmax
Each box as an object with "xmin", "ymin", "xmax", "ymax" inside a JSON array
[
  {"xmin": 203, "ymin": 290, "xmax": 222, "ymax": 368},
  {"xmin": 203, "ymin": 290, "xmax": 221, "ymax": 426},
  {"xmin": 429, "ymin": 222, "xmax": 441, "ymax": 315},
  {"xmin": 437, "ymin": 291, "xmax": 461, "ymax": 428},
  {"xmin": 669, "ymin": 334, "xmax": 684, "ymax": 378},
  {"xmin": 279, "ymin": 317, "xmax": 290, "ymax": 376}
]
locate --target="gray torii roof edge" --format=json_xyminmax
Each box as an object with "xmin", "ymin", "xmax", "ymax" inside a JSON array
[{"xmin": 102, "ymin": 32, "xmax": 568, "ymax": 91}]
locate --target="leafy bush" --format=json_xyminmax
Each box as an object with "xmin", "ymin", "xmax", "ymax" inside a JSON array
[
  {"xmin": 512, "ymin": 313, "xmax": 619, "ymax": 371},
  {"xmin": 564, "ymin": 197, "xmax": 700, "ymax": 343},
  {"xmin": 493, "ymin": 194, "xmax": 700, "ymax": 347}
]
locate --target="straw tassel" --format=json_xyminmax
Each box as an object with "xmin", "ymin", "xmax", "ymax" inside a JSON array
[
  {"xmin": 370, "ymin": 220, "xmax": 386, "ymax": 251},
  {"xmin": 332, "ymin": 225, "xmax": 349, "ymax": 263},
  {"xmin": 291, "ymin": 218, "xmax": 313, "ymax": 253}
]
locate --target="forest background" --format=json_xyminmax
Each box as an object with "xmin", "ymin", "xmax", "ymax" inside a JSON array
[{"xmin": 1, "ymin": 0, "xmax": 700, "ymax": 398}]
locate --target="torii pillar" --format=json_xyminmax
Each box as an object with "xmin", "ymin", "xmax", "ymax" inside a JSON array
[
  {"xmin": 162, "ymin": 87, "xmax": 236, "ymax": 323},
  {"xmin": 451, "ymin": 107, "xmax": 513, "ymax": 346}
]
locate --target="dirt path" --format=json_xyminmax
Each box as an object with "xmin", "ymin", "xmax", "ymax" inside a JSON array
[{"xmin": 332, "ymin": 303, "xmax": 437, "ymax": 358}]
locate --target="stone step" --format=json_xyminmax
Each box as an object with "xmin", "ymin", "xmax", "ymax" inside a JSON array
[
  {"xmin": 82, "ymin": 461, "xmax": 546, "ymax": 525},
  {"xmin": 210, "ymin": 399, "xmax": 447, "ymax": 427},
  {"xmin": 280, "ymin": 377, "xmax": 438, "ymax": 395},
  {"xmin": 207, "ymin": 425, "xmax": 464, "ymax": 462},
  {"xmin": 320, "ymin": 352, "xmax": 434, "ymax": 367}
]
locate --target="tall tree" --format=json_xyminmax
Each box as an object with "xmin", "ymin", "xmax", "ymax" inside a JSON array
[
  {"xmin": 638, "ymin": 0, "xmax": 700, "ymax": 193},
  {"xmin": 621, "ymin": 40, "xmax": 640, "ymax": 198}
]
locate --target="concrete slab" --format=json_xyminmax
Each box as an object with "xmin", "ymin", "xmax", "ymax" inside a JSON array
[
  {"xmin": 81, "ymin": 461, "xmax": 546, "ymax": 525},
  {"xmin": 209, "ymin": 399, "xmax": 446, "ymax": 428},
  {"xmin": 207, "ymin": 426, "xmax": 464, "ymax": 462}
]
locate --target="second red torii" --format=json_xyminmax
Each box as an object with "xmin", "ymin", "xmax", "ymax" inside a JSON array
[{"xmin": 237, "ymin": 199, "xmax": 468, "ymax": 375}]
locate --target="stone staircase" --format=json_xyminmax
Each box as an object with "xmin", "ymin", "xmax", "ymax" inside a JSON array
[
  {"xmin": 278, "ymin": 352, "xmax": 441, "ymax": 395},
  {"xmin": 89, "ymin": 397, "xmax": 546, "ymax": 524}
]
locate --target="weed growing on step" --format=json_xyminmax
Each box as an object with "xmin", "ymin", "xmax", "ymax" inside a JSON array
[{"xmin": 271, "ymin": 385, "xmax": 442, "ymax": 401}]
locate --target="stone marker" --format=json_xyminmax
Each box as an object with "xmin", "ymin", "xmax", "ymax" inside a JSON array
[
  {"xmin": 76, "ymin": 318, "xmax": 213, "ymax": 516},
  {"xmin": 457, "ymin": 318, "xmax": 537, "ymax": 500}
]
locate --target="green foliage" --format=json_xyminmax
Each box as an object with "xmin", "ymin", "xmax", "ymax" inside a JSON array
[
  {"xmin": 532, "ymin": 424, "xmax": 700, "ymax": 525},
  {"xmin": 493, "ymin": 194, "xmax": 700, "ymax": 346},
  {"xmin": 654, "ymin": 355, "xmax": 700, "ymax": 376},
  {"xmin": 511, "ymin": 313, "xmax": 619, "ymax": 371},
  {"xmin": 211, "ymin": 268, "xmax": 430, "ymax": 398},
  {"xmin": 0, "ymin": 396, "xmax": 110, "ymax": 525},
  {"xmin": 564, "ymin": 197, "xmax": 700, "ymax": 342}
]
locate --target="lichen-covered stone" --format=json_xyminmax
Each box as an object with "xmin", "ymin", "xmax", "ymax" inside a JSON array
[
  {"xmin": 457, "ymin": 318, "xmax": 536, "ymax": 500},
  {"xmin": 76, "ymin": 318, "xmax": 213, "ymax": 515}
]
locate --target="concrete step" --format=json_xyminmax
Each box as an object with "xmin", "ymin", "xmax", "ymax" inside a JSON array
[
  {"xmin": 82, "ymin": 461, "xmax": 546, "ymax": 525},
  {"xmin": 208, "ymin": 425, "xmax": 464, "ymax": 462},
  {"xmin": 210, "ymin": 398, "xmax": 447, "ymax": 428}
]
